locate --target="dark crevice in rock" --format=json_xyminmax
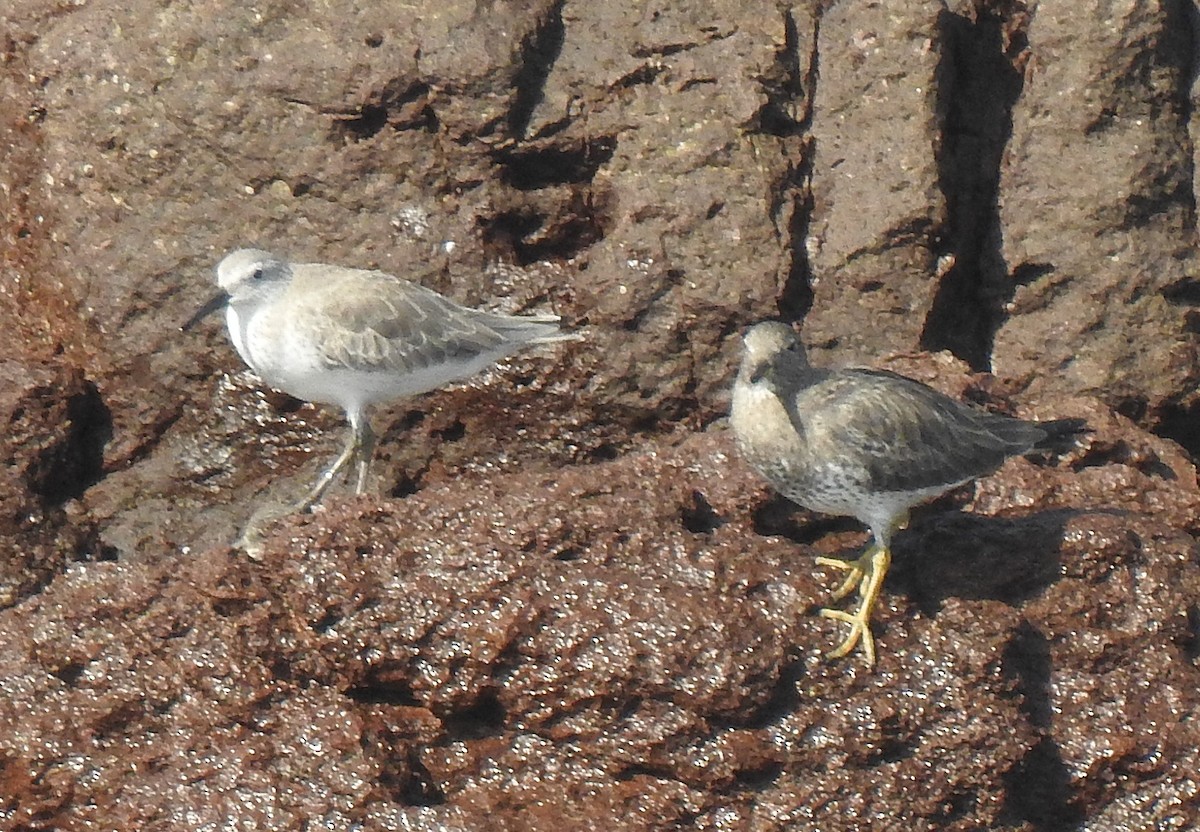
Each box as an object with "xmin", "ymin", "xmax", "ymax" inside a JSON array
[
  {"xmin": 326, "ymin": 81, "xmax": 439, "ymax": 143},
  {"xmin": 1162, "ymin": 275, "xmax": 1200, "ymax": 306},
  {"xmin": 368, "ymin": 735, "xmax": 448, "ymax": 807},
  {"xmin": 1183, "ymin": 602, "xmax": 1200, "ymax": 661},
  {"xmin": 353, "ymin": 698, "xmax": 448, "ymax": 807},
  {"xmin": 507, "ymin": 0, "xmax": 566, "ymax": 139},
  {"xmin": 440, "ymin": 688, "xmax": 507, "ymax": 740},
  {"xmin": 734, "ymin": 761, "xmax": 784, "ymax": 789},
  {"xmin": 838, "ymin": 218, "xmax": 937, "ymax": 265},
  {"xmin": 481, "ymin": 208, "xmax": 545, "ymax": 261},
  {"xmin": 864, "ymin": 734, "xmax": 916, "ymax": 767},
  {"xmin": 925, "ymin": 788, "xmax": 983, "ymax": 825},
  {"xmin": 28, "ymin": 380, "xmax": 111, "ymax": 504},
  {"xmin": 774, "ymin": 8, "xmax": 819, "ymax": 322},
  {"xmin": 613, "ymin": 762, "xmax": 683, "ymax": 783},
  {"xmin": 611, "ymin": 62, "xmax": 667, "ymax": 90},
  {"xmin": 1149, "ymin": 398, "xmax": 1200, "ymax": 459},
  {"xmin": 750, "ymin": 9, "xmax": 807, "ymax": 137},
  {"xmin": 581, "ymin": 441, "xmax": 618, "ymax": 463},
  {"xmin": 346, "ymin": 683, "xmax": 422, "ymax": 707},
  {"xmin": 336, "ymin": 103, "xmax": 388, "ymax": 141},
  {"xmin": 491, "ymin": 135, "xmax": 617, "ymax": 190},
  {"xmin": 479, "ymin": 184, "xmax": 615, "ymax": 264},
  {"xmin": 630, "ymin": 27, "xmax": 735, "ymax": 61},
  {"xmin": 435, "ymin": 419, "xmax": 466, "ymax": 443},
  {"xmin": 680, "ymin": 489, "xmax": 724, "ymax": 534},
  {"xmin": 1114, "ymin": 395, "xmax": 1149, "ymax": 423},
  {"xmin": 1068, "ymin": 431, "xmax": 1179, "ymax": 478},
  {"xmin": 713, "ymin": 659, "xmax": 803, "ymax": 731},
  {"xmin": 776, "ymin": 162, "xmax": 815, "ymax": 323},
  {"xmin": 1119, "ymin": 181, "xmax": 1194, "ymax": 231},
  {"xmin": 389, "ymin": 470, "xmax": 423, "ymax": 499},
  {"xmin": 313, "ymin": 607, "xmax": 342, "ymax": 633},
  {"xmin": 211, "ymin": 597, "xmax": 258, "ymax": 618},
  {"xmin": 921, "ymin": 8, "xmax": 1026, "ymax": 371},
  {"xmin": 1011, "ymin": 261, "xmax": 1055, "ymax": 287},
  {"xmin": 399, "ymin": 747, "xmax": 446, "ymax": 806},
  {"xmin": 1113, "ymin": 377, "xmax": 1200, "ymax": 460},
  {"xmin": 51, "ymin": 659, "xmax": 87, "ymax": 686},
  {"xmin": 550, "ymin": 545, "xmax": 582, "ymax": 562}
]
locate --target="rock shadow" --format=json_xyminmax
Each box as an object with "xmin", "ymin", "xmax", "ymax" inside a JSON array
[
  {"xmin": 891, "ymin": 507, "xmax": 1083, "ymax": 614},
  {"xmin": 922, "ymin": 7, "xmax": 1028, "ymax": 369}
]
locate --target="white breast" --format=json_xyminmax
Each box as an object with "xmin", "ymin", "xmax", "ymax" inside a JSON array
[{"xmin": 225, "ymin": 305, "xmax": 253, "ymax": 370}]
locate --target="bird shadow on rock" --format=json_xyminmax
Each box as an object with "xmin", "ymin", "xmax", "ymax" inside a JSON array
[
  {"xmin": 750, "ymin": 492, "xmax": 864, "ymax": 544},
  {"xmin": 889, "ymin": 505, "xmax": 1089, "ymax": 616}
]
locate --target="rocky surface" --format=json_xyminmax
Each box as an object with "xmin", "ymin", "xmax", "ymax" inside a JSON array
[{"xmin": 1, "ymin": 0, "xmax": 1199, "ymax": 829}]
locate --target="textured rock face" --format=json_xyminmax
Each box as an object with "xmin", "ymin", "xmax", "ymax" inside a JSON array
[
  {"xmin": 994, "ymin": 0, "xmax": 1200, "ymax": 436},
  {"xmin": 1, "ymin": 0, "xmax": 1199, "ymax": 829}
]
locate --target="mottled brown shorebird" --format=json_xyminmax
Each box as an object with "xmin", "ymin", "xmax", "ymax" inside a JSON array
[{"xmin": 730, "ymin": 321, "xmax": 1085, "ymax": 666}]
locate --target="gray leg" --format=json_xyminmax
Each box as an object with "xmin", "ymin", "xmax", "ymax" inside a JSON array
[
  {"xmin": 236, "ymin": 410, "xmax": 375, "ymax": 551},
  {"xmin": 295, "ymin": 427, "xmax": 358, "ymax": 510},
  {"xmin": 235, "ymin": 435, "xmax": 356, "ymax": 553},
  {"xmin": 353, "ymin": 418, "xmax": 376, "ymax": 495},
  {"xmin": 246, "ymin": 409, "xmax": 373, "ymax": 530}
]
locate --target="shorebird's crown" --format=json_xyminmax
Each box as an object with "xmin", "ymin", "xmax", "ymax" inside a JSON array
[
  {"xmin": 742, "ymin": 321, "xmax": 803, "ymax": 364},
  {"xmin": 216, "ymin": 248, "xmax": 291, "ymax": 294}
]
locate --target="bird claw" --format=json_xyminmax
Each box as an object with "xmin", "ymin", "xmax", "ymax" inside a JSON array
[
  {"xmin": 815, "ymin": 555, "xmax": 866, "ymax": 601},
  {"xmin": 814, "ymin": 544, "xmax": 891, "ymax": 666},
  {"xmin": 819, "ymin": 607, "xmax": 876, "ymax": 665}
]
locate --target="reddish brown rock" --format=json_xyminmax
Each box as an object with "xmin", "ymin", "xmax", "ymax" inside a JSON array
[
  {"xmin": 995, "ymin": 0, "xmax": 1200, "ymax": 435},
  {"xmin": 3, "ymin": 415, "xmax": 1198, "ymax": 830},
  {"xmin": 0, "ymin": 0, "xmax": 1199, "ymax": 829},
  {"xmin": 0, "ymin": 31, "xmax": 107, "ymax": 609},
  {"xmin": 803, "ymin": 0, "xmax": 947, "ymax": 360}
]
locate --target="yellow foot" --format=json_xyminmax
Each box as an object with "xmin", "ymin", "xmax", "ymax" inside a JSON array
[
  {"xmin": 815, "ymin": 544, "xmax": 892, "ymax": 666},
  {"xmin": 819, "ymin": 607, "xmax": 876, "ymax": 664},
  {"xmin": 814, "ymin": 553, "xmax": 866, "ymax": 602}
]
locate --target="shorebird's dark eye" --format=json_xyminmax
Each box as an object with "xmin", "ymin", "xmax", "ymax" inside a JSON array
[{"xmin": 251, "ymin": 267, "xmax": 265, "ymax": 280}]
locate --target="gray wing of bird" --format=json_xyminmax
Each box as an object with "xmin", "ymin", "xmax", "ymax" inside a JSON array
[
  {"xmin": 791, "ymin": 368, "xmax": 1048, "ymax": 494},
  {"xmin": 288, "ymin": 266, "xmax": 564, "ymax": 375}
]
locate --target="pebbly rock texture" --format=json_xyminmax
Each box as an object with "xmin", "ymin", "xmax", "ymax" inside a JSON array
[
  {"xmin": 0, "ymin": 52, "xmax": 110, "ymax": 610},
  {"xmin": 1, "ymin": 419, "xmax": 1199, "ymax": 831},
  {"xmin": 1, "ymin": 0, "xmax": 1200, "ymax": 829},
  {"xmin": 994, "ymin": 0, "xmax": 1200, "ymax": 443},
  {"xmin": 802, "ymin": 0, "xmax": 949, "ymax": 359}
]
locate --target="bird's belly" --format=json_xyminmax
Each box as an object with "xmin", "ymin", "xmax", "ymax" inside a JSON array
[
  {"xmin": 766, "ymin": 459, "xmax": 870, "ymax": 519},
  {"xmin": 781, "ymin": 464, "xmax": 967, "ymax": 531},
  {"xmin": 232, "ymin": 306, "xmax": 515, "ymax": 409},
  {"xmin": 272, "ymin": 355, "xmax": 504, "ymax": 409}
]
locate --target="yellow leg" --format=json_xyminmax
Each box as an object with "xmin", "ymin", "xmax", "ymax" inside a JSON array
[{"xmin": 815, "ymin": 543, "xmax": 892, "ymax": 666}]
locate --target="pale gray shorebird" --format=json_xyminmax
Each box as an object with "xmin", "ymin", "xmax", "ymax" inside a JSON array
[
  {"xmin": 730, "ymin": 321, "xmax": 1085, "ymax": 666},
  {"xmin": 185, "ymin": 248, "xmax": 575, "ymax": 510}
]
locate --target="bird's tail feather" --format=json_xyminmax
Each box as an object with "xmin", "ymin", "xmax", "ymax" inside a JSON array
[{"xmin": 488, "ymin": 313, "xmax": 585, "ymax": 345}]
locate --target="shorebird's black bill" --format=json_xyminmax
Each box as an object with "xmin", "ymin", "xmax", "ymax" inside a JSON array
[{"xmin": 181, "ymin": 290, "xmax": 230, "ymax": 332}]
